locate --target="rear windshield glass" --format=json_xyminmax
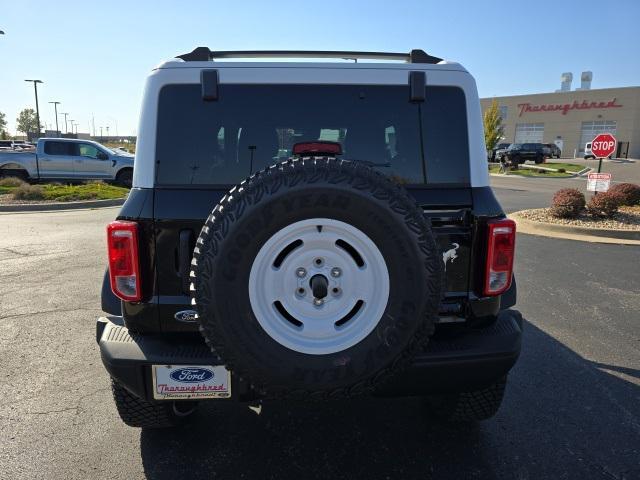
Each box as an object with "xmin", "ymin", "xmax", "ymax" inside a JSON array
[{"xmin": 156, "ymin": 84, "xmax": 469, "ymax": 185}]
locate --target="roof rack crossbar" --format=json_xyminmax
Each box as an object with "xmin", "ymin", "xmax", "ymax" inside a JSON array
[{"xmin": 176, "ymin": 48, "xmax": 442, "ymax": 64}]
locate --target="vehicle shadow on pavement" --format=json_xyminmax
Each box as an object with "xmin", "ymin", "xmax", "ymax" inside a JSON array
[{"xmin": 139, "ymin": 320, "xmax": 640, "ymax": 480}]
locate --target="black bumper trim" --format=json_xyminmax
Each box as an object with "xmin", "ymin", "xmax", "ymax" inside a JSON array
[{"xmin": 98, "ymin": 310, "xmax": 523, "ymax": 401}]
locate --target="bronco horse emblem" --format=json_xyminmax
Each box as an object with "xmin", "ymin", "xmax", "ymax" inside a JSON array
[{"xmin": 442, "ymin": 243, "xmax": 460, "ymax": 271}]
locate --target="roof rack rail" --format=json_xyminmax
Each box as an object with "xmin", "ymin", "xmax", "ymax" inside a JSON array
[{"xmin": 176, "ymin": 47, "xmax": 443, "ymax": 64}]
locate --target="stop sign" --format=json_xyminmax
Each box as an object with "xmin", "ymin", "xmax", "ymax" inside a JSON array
[{"xmin": 591, "ymin": 133, "xmax": 617, "ymax": 158}]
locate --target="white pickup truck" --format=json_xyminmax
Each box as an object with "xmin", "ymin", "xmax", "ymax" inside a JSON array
[{"xmin": 0, "ymin": 138, "xmax": 134, "ymax": 186}]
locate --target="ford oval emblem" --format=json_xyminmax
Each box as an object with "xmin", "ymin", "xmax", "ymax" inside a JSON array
[
  {"xmin": 170, "ymin": 367, "xmax": 214, "ymax": 383},
  {"xmin": 174, "ymin": 310, "xmax": 198, "ymax": 323}
]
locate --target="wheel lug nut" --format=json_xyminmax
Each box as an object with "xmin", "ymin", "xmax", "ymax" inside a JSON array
[
  {"xmin": 313, "ymin": 298, "xmax": 324, "ymax": 306},
  {"xmin": 330, "ymin": 267, "xmax": 341, "ymax": 277},
  {"xmin": 296, "ymin": 267, "xmax": 307, "ymax": 278}
]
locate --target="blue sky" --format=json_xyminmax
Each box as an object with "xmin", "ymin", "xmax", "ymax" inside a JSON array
[{"xmin": 1, "ymin": 0, "xmax": 639, "ymax": 136}]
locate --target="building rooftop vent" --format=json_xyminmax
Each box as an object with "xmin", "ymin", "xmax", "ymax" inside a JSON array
[
  {"xmin": 576, "ymin": 71, "xmax": 593, "ymax": 90},
  {"xmin": 556, "ymin": 72, "xmax": 573, "ymax": 92}
]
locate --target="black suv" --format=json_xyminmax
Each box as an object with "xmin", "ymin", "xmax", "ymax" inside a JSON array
[
  {"xmin": 97, "ymin": 48, "xmax": 523, "ymax": 428},
  {"xmin": 503, "ymin": 143, "xmax": 549, "ymax": 164},
  {"xmin": 544, "ymin": 143, "xmax": 561, "ymax": 159}
]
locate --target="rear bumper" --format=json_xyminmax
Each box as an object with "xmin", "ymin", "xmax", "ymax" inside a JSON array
[{"xmin": 97, "ymin": 309, "xmax": 523, "ymax": 401}]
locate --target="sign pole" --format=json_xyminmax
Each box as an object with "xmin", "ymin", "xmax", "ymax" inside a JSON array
[{"xmin": 596, "ymin": 156, "xmax": 603, "ymax": 195}]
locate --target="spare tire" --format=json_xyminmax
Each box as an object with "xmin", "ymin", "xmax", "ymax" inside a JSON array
[{"xmin": 191, "ymin": 158, "xmax": 442, "ymax": 398}]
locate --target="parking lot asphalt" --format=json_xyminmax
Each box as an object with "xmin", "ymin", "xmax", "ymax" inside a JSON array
[{"xmin": 1, "ymin": 180, "xmax": 639, "ymax": 479}]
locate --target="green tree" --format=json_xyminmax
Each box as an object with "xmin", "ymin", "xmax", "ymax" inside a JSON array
[
  {"xmin": 0, "ymin": 111, "xmax": 7, "ymax": 139},
  {"xmin": 16, "ymin": 108, "xmax": 42, "ymax": 137},
  {"xmin": 483, "ymin": 99, "xmax": 504, "ymax": 152}
]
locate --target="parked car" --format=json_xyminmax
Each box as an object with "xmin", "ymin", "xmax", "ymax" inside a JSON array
[
  {"xmin": 503, "ymin": 143, "xmax": 548, "ymax": 164},
  {"xmin": 489, "ymin": 142, "xmax": 510, "ymax": 162},
  {"xmin": 584, "ymin": 142, "xmax": 595, "ymax": 159},
  {"xmin": 14, "ymin": 141, "xmax": 34, "ymax": 150},
  {"xmin": 0, "ymin": 138, "xmax": 134, "ymax": 186},
  {"xmin": 545, "ymin": 143, "xmax": 561, "ymax": 159},
  {"xmin": 0, "ymin": 140, "xmax": 17, "ymax": 151},
  {"xmin": 97, "ymin": 47, "xmax": 522, "ymax": 428}
]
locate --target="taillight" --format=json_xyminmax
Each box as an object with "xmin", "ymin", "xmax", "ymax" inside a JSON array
[
  {"xmin": 107, "ymin": 220, "xmax": 141, "ymax": 302},
  {"xmin": 483, "ymin": 218, "xmax": 516, "ymax": 296}
]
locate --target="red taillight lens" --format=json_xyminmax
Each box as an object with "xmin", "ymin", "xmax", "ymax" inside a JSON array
[
  {"xmin": 483, "ymin": 218, "xmax": 516, "ymax": 296},
  {"xmin": 292, "ymin": 141, "xmax": 342, "ymax": 156},
  {"xmin": 107, "ymin": 220, "xmax": 141, "ymax": 302}
]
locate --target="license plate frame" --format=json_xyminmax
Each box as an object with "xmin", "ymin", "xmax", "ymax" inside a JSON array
[{"xmin": 151, "ymin": 364, "xmax": 231, "ymax": 400}]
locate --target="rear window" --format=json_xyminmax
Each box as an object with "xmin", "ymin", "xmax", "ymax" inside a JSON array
[
  {"xmin": 44, "ymin": 141, "xmax": 76, "ymax": 156},
  {"xmin": 156, "ymin": 84, "xmax": 469, "ymax": 186}
]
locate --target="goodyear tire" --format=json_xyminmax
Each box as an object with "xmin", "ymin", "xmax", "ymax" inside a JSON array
[
  {"xmin": 111, "ymin": 379, "xmax": 197, "ymax": 428},
  {"xmin": 191, "ymin": 158, "xmax": 443, "ymax": 398}
]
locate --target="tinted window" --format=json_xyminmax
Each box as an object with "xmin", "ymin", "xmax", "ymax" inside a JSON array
[
  {"xmin": 421, "ymin": 86, "xmax": 469, "ymax": 183},
  {"xmin": 156, "ymin": 84, "xmax": 469, "ymax": 185},
  {"xmin": 44, "ymin": 141, "xmax": 77, "ymax": 156}
]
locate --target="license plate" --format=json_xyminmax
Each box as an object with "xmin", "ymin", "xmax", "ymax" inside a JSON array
[{"xmin": 152, "ymin": 365, "xmax": 231, "ymax": 400}]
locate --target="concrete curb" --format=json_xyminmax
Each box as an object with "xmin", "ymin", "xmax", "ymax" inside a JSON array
[
  {"xmin": 0, "ymin": 197, "xmax": 125, "ymax": 213},
  {"xmin": 489, "ymin": 169, "xmax": 588, "ymax": 179},
  {"xmin": 509, "ymin": 211, "xmax": 640, "ymax": 245}
]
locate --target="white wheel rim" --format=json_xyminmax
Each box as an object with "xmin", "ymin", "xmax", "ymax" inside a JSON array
[{"xmin": 249, "ymin": 218, "xmax": 390, "ymax": 355}]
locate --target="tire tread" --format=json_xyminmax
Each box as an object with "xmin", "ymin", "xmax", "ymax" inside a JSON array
[{"xmin": 111, "ymin": 379, "xmax": 176, "ymax": 428}]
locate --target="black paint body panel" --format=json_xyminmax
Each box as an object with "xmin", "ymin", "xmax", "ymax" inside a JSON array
[{"xmin": 105, "ymin": 186, "xmax": 508, "ymax": 333}]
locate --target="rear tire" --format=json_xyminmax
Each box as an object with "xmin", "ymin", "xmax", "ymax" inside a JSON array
[
  {"xmin": 424, "ymin": 376, "xmax": 507, "ymax": 422},
  {"xmin": 534, "ymin": 154, "xmax": 544, "ymax": 164},
  {"xmin": 111, "ymin": 379, "xmax": 197, "ymax": 428}
]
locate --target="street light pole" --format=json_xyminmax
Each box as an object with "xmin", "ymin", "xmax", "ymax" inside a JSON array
[
  {"xmin": 61, "ymin": 112, "xmax": 69, "ymax": 134},
  {"xmin": 24, "ymin": 79, "xmax": 43, "ymax": 140},
  {"xmin": 49, "ymin": 101, "xmax": 61, "ymax": 137}
]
